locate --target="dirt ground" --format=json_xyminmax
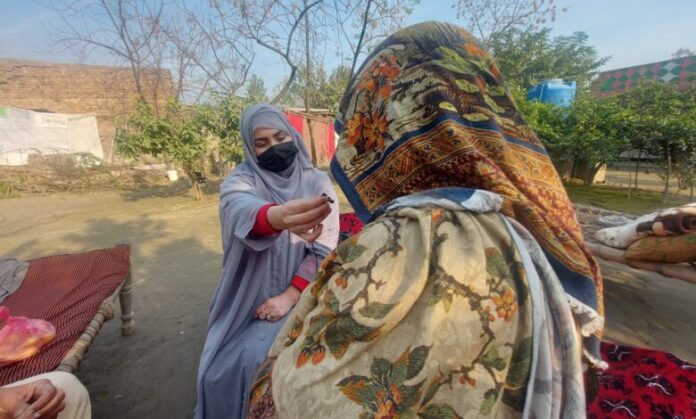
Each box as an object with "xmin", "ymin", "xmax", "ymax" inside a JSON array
[{"xmin": 1, "ymin": 188, "xmax": 694, "ymax": 419}]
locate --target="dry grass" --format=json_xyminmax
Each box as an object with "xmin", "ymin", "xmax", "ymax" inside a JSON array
[{"xmin": 0, "ymin": 156, "xmax": 174, "ymax": 197}]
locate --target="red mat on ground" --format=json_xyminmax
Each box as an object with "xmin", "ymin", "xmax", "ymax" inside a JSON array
[
  {"xmin": 338, "ymin": 212, "xmax": 696, "ymax": 418},
  {"xmin": 588, "ymin": 343, "xmax": 696, "ymax": 418},
  {"xmin": 0, "ymin": 246, "xmax": 130, "ymax": 386}
]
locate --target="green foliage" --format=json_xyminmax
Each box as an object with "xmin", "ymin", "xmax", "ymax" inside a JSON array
[
  {"xmin": 116, "ymin": 94, "xmax": 246, "ymax": 180},
  {"xmin": 73, "ymin": 152, "xmax": 105, "ymax": 168},
  {"xmin": 517, "ymin": 90, "xmax": 630, "ymax": 184},
  {"xmin": 489, "ymin": 28, "xmax": 609, "ymax": 89},
  {"xmin": 512, "ymin": 86, "xmax": 568, "ymax": 157},
  {"xmin": 617, "ymin": 82, "xmax": 696, "ymax": 159},
  {"xmin": 279, "ymin": 65, "xmax": 352, "ymax": 112},
  {"xmin": 563, "ymin": 93, "xmax": 632, "ymax": 170},
  {"xmin": 244, "ymin": 74, "xmax": 268, "ymax": 105},
  {"xmin": 617, "ymin": 82, "xmax": 696, "ymax": 201},
  {"xmin": 518, "ymin": 80, "xmax": 696, "ymax": 192},
  {"xmin": 116, "ymin": 100, "xmax": 208, "ymax": 177},
  {"xmin": 196, "ymin": 93, "xmax": 246, "ymax": 165}
]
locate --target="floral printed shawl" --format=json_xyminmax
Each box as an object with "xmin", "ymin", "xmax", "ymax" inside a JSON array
[
  {"xmin": 246, "ymin": 21, "xmax": 602, "ymax": 419},
  {"xmin": 248, "ymin": 191, "xmax": 586, "ymax": 418},
  {"xmin": 330, "ymin": 21, "xmax": 603, "ymax": 347}
]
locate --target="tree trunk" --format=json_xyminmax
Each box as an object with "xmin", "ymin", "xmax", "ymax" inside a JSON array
[
  {"xmin": 182, "ymin": 162, "xmax": 202, "ymax": 201},
  {"xmin": 627, "ymin": 162, "xmax": 633, "ymax": 199},
  {"xmin": 163, "ymin": 153, "xmax": 173, "ymax": 171},
  {"xmin": 691, "ymin": 146, "xmax": 695, "ymax": 202},
  {"xmin": 634, "ymin": 153, "xmax": 641, "ymax": 191},
  {"xmin": 304, "ymin": 0, "xmax": 318, "ymax": 166},
  {"xmin": 663, "ymin": 146, "xmax": 671, "ymax": 204}
]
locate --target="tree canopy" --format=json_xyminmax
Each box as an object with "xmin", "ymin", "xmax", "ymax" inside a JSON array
[{"xmin": 489, "ymin": 27, "xmax": 609, "ymax": 89}]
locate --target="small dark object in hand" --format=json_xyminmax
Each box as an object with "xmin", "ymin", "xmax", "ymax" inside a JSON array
[{"xmin": 321, "ymin": 193, "xmax": 334, "ymax": 204}]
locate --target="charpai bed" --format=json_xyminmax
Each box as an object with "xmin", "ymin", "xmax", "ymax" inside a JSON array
[{"xmin": 0, "ymin": 244, "xmax": 134, "ymax": 386}]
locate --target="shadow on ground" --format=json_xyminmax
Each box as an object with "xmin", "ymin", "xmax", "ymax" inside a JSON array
[{"xmin": 0, "ymin": 193, "xmax": 222, "ymax": 419}]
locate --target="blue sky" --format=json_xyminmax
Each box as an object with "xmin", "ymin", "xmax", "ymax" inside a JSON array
[{"xmin": 1, "ymin": 0, "xmax": 695, "ymax": 91}]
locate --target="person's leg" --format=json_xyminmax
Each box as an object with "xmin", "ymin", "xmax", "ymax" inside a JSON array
[
  {"xmin": 6, "ymin": 371, "xmax": 91, "ymax": 419},
  {"xmin": 199, "ymin": 319, "xmax": 285, "ymax": 419}
]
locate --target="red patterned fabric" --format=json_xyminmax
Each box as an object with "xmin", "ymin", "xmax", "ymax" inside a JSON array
[
  {"xmin": 588, "ymin": 343, "xmax": 696, "ymax": 419},
  {"xmin": 338, "ymin": 213, "xmax": 364, "ymax": 243},
  {"xmin": 338, "ymin": 212, "xmax": 696, "ymax": 418},
  {"xmin": 0, "ymin": 246, "xmax": 130, "ymax": 386}
]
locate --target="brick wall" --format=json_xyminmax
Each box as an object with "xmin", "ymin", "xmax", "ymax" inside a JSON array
[{"xmin": 0, "ymin": 58, "xmax": 175, "ymax": 162}]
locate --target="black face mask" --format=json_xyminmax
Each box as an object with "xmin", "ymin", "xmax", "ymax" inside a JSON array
[{"xmin": 257, "ymin": 141, "xmax": 299, "ymax": 173}]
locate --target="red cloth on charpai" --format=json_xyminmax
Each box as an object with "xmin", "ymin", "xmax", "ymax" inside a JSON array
[
  {"xmin": 338, "ymin": 212, "xmax": 696, "ymax": 418},
  {"xmin": 0, "ymin": 246, "xmax": 130, "ymax": 386}
]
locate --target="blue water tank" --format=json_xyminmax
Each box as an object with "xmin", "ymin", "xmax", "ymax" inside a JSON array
[{"xmin": 527, "ymin": 79, "xmax": 577, "ymax": 107}]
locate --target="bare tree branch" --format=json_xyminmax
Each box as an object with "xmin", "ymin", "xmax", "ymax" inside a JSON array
[
  {"xmin": 350, "ymin": 0, "xmax": 372, "ymax": 76},
  {"xmin": 453, "ymin": 0, "xmax": 563, "ymax": 45},
  {"xmin": 330, "ymin": 0, "xmax": 417, "ymax": 77}
]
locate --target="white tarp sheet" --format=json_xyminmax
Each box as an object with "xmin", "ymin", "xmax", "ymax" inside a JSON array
[{"xmin": 0, "ymin": 107, "xmax": 103, "ymax": 166}]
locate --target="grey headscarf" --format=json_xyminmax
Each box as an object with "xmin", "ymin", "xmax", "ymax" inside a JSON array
[{"xmin": 240, "ymin": 103, "xmax": 315, "ymax": 202}]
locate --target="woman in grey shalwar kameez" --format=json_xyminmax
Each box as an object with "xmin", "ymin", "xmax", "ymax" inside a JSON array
[{"xmin": 195, "ymin": 104, "xmax": 339, "ymax": 419}]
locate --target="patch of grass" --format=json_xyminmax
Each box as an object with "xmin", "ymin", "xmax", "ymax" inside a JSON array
[
  {"xmin": 565, "ymin": 183, "xmax": 689, "ymax": 215},
  {"xmin": 0, "ymin": 180, "xmax": 18, "ymax": 199}
]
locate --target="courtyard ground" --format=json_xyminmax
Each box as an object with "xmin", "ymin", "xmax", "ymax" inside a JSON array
[{"xmin": 0, "ymin": 187, "xmax": 694, "ymax": 418}]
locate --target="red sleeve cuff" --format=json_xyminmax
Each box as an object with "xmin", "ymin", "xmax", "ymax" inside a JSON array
[
  {"xmin": 290, "ymin": 275, "xmax": 310, "ymax": 292},
  {"xmin": 251, "ymin": 204, "xmax": 281, "ymax": 236}
]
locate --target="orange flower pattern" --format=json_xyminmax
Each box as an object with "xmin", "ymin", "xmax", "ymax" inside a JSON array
[
  {"xmin": 492, "ymin": 288, "xmax": 517, "ymax": 321},
  {"xmin": 343, "ymin": 54, "xmax": 401, "ymax": 154},
  {"xmin": 248, "ymin": 207, "xmax": 535, "ymax": 418},
  {"xmin": 334, "ymin": 22, "xmax": 603, "ymax": 338},
  {"xmin": 344, "ymin": 112, "xmax": 366, "ymax": 148},
  {"xmin": 358, "ymin": 54, "xmax": 400, "ymax": 100},
  {"xmin": 336, "ymin": 346, "xmax": 455, "ymax": 419}
]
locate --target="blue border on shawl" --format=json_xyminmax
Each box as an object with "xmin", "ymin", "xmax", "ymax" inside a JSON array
[
  {"xmin": 543, "ymin": 248, "xmax": 598, "ymax": 311},
  {"xmin": 331, "ymin": 157, "xmax": 373, "ymax": 223},
  {"xmin": 334, "ymin": 119, "xmax": 344, "ymax": 135}
]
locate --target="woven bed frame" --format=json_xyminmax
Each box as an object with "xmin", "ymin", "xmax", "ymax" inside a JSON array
[{"xmin": 55, "ymin": 247, "xmax": 134, "ymax": 373}]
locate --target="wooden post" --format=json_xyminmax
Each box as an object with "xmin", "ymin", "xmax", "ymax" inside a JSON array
[{"xmin": 119, "ymin": 270, "xmax": 135, "ymax": 336}]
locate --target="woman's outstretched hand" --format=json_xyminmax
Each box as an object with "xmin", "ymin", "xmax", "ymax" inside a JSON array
[{"xmin": 267, "ymin": 197, "xmax": 331, "ymax": 242}]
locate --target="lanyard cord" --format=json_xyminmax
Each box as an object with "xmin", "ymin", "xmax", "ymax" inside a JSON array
[{"xmin": 310, "ymin": 242, "xmax": 320, "ymax": 271}]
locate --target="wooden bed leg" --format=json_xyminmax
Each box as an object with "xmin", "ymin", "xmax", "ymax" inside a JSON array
[{"xmin": 119, "ymin": 272, "xmax": 135, "ymax": 336}]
